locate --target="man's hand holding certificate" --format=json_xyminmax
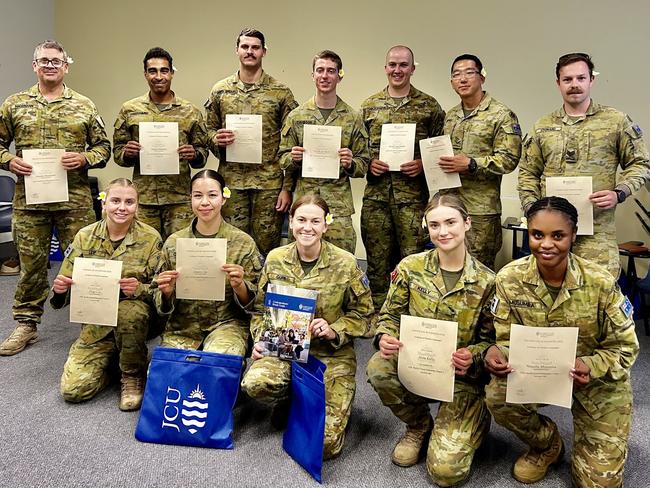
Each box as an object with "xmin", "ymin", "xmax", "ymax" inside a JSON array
[{"xmin": 545, "ymin": 176, "xmax": 594, "ymax": 235}]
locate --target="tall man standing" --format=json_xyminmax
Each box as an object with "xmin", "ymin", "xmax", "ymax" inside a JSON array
[
  {"xmin": 113, "ymin": 47, "xmax": 209, "ymax": 239},
  {"xmin": 361, "ymin": 45, "xmax": 445, "ymax": 311},
  {"xmin": 279, "ymin": 50, "xmax": 370, "ymax": 254},
  {"xmin": 518, "ymin": 52, "xmax": 650, "ymax": 277},
  {"xmin": 206, "ymin": 28, "xmax": 297, "ymax": 256},
  {"xmin": 0, "ymin": 40, "xmax": 111, "ymax": 355},
  {"xmin": 439, "ymin": 54, "xmax": 522, "ymax": 270}
]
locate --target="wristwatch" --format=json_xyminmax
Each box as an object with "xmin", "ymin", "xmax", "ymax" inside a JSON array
[
  {"xmin": 468, "ymin": 158, "xmax": 478, "ymax": 174},
  {"xmin": 615, "ymin": 189, "xmax": 627, "ymax": 204}
]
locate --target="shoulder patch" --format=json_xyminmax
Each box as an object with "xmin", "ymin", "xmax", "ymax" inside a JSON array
[
  {"xmin": 64, "ymin": 244, "xmax": 74, "ymax": 258},
  {"xmin": 259, "ymin": 254, "xmax": 265, "ymax": 267},
  {"xmin": 620, "ymin": 296, "xmax": 633, "ymax": 318},
  {"xmin": 490, "ymin": 296, "xmax": 500, "ymax": 314},
  {"xmin": 512, "ymin": 123, "xmax": 522, "ymax": 136},
  {"xmin": 390, "ymin": 269, "xmax": 398, "ymax": 283},
  {"xmin": 361, "ymin": 273, "xmax": 370, "ymax": 288},
  {"xmin": 632, "ymin": 124, "xmax": 643, "ymax": 137}
]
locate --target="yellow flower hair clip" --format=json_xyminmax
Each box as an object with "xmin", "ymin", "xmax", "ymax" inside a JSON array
[
  {"xmin": 338, "ymin": 69, "xmax": 345, "ymax": 78},
  {"xmin": 222, "ymin": 187, "xmax": 231, "ymax": 199},
  {"xmin": 325, "ymin": 213, "xmax": 334, "ymax": 225},
  {"xmin": 421, "ymin": 216, "xmax": 427, "ymax": 229},
  {"xmin": 97, "ymin": 191, "xmax": 106, "ymax": 202}
]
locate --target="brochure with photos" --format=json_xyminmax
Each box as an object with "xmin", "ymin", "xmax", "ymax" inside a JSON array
[{"xmin": 260, "ymin": 284, "xmax": 319, "ymax": 363}]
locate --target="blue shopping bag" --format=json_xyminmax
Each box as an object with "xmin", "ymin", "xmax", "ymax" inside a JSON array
[
  {"xmin": 283, "ymin": 355, "xmax": 327, "ymax": 483},
  {"xmin": 135, "ymin": 347, "xmax": 243, "ymax": 449}
]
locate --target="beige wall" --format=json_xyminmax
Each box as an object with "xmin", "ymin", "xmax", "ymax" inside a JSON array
[{"xmin": 54, "ymin": 0, "xmax": 650, "ymax": 267}]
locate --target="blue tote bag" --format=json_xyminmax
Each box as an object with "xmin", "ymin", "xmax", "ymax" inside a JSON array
[
  {"xmin": 135, "ymin": 347, "xmax": 243, "ymax": 449},
  {"xmin": 283, "ymin": 355, "xmax": 327, "ymax": 482}
]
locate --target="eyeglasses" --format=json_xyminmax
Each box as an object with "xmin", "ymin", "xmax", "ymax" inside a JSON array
[
  {"xmin": 451, "ymin": 69, "xmax": 480, "ymax": 80},
  {"xmin": 35, "ymin": 57, "xmax": 66, "ymax": 68}
]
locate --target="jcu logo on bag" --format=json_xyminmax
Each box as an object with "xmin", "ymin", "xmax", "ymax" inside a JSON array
[{"xmin": 162, "ymin": 384, "xmax": 209, "ymax": 434}]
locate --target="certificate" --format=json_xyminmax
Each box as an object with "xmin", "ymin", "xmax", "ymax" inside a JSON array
[
  {"xmin": 397, "ymin": 315, "xmax": 458, "ymax": 402},
  {"xmin": 302, "ymin": 124, "xmax": 341, "ymax": 179},
  {"xmin": 419, "ymin": 135, "xmax": 461, "ymax": 193},
  {"xmin": 225, "ymin": 114, "xmax": 263, "ymax": 164},
  {"xmin": 379, "ymin": 123, "xmax": 416, "ymax": 171},
  {"xmin": 175, "ymin": 238, "xmax": 227, "ymax": 301},
  {"xmin": 22, "ymin": 149, "xmax": 68, "ymax": 205},
  {"xmin": 70, "ymin": 258, "xmax": 122, "ymax": 327},
  {"xmin": 139, "ymin": 122, "xmax": 179, "ymax": 175},
  {"xmin": 545, "ymin": 176, "xmax": 593, "ymax": 235},
  {"xmin": 506, "ymin": 324, "xmax": 578, "ymax": 409}
]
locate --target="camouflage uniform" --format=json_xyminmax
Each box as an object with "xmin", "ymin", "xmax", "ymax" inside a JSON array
[
  {"xmin": 50, "ymin": 219, "xmax": 162, "ymax": 402},
  {"xmin": 486, "ymin": 253, "xmax": 639, "ymax": 488},
  {"xmin": 367, "ymin": 250, "xmax": 495, "ymax": 486},
  {"xmin": 241, "ymin": 240, "xmax": 374, "ymax": 459},
  {"xmin": 279, "ymin": 96, "xmax": 370, "ymax": 254},
  {"xmin": 0, "ymin": 84, "xmax": 110, "ymax": 327},
  {"xmin": 518, "ymin": 101, "xmax": 650, "ymax": 277},
  {"xmin": 441, "ymin": 93, "xmax": 522, "ymax": 270},
  {"xmin": 206, "ymin": 72, "xmax": 297, "ymax": 255},
  {"xmin": 154, "ymin": 219, "xmax": 263, "ymax": 356},
  {"xmin": 360, "ymin": 86, "xmax": 445, "ymax": 309},
  {"xmin": 113, "ymin": 92, "xmax": 209, "ymax": 239}
]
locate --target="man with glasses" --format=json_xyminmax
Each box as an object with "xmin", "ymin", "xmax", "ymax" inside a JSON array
[
  {"xmin": 439, "ymin": 54, "xmax": 522, "ymax": 270},
  {"xmin": 206, "ymin": 28, "xmax": 297, "ymax": 256},
  {"xmin": 518, "ymin": 52, "xmax": 650, "ymax": 277},
  {"xmin": 113, "ymin": 47, "xmax": 209, "ymax": 239},
  {"xmin": 0, "ymin": 40, "xmax": 110, "ymax": 355}
]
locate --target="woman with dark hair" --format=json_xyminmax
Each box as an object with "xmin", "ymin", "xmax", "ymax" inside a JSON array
[
  {"xmin": 153, "ymin": 169, "xmax": 263, "ymax": 356},
  {"xmin": 485, "ymin": 196, "xmax": 639, "ymax": 487}
]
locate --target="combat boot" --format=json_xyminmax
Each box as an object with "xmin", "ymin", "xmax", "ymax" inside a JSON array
[
  {"xmin": 513, "ymin": 426, "xmax": 564, "ymax": 483},
  {"xmin": 391, "ymin": 415, "xmax": 433, "ymax": 467},
  {"xmin": 0, "ymin": 323, "xmax": 38, "ymax": 356},
  {"xmin": 270, "ymin": 400, "xmax": 291, "ymax": 430},
  {"xmin": 120, "ymin": 373, "xmax": 145, "ymax": 411}
]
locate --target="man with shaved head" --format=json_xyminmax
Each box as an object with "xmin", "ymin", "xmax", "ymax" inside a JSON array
[{"xmin": 360, "ymin": 45, "xmax": 444, "ymax": 318}]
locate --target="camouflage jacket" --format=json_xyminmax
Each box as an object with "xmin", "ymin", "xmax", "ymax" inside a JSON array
[
  {"xmin": 154, "ymin": 219, "xmax": 263, "ymax": 341},
  {"xmin": 361, "ymin": 85, "xmax": 445, "ymax": 204},
  {"xmin": 518, "ymin": 101, "xmax": 650, "ymax": 232},
  {"xmin": 206, "ymin": 71, "xmax": 297, "ymax": 191},
  {"xmin": 376, "ymin": 249, "xmax": 495, "ymax": 391},
  {"xmin": 113, "ymin": 92, "xmax": 209, "ymax": 206},
  {"xmin": 50, "ymin": 219, "xmax": 162, "ymax": 340},
  {"xmin": 492, "ymin": 253, "xmax": 639, "ymax": 415},
  {"xmin": 279, "ymin": 96, "xmax": 370, "ymax": 217},
  {"xmin": 0, "ymin": 84, "xmax": 110, "ymax": 211},
  {"xmin": 442, "ymin": 93, "xmax": 522, "ymax": 215},
  {"xmin": 250, "ymin": 241, "xmax": 374, "ymax": 374}
]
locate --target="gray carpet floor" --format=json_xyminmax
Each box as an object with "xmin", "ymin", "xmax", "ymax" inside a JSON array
[{"xmin": 0, "ymin": 268, "xmax": 648, "ymax": 487}]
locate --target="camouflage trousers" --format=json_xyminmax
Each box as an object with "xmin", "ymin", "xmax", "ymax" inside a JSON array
[
  {"xmin": 241, "ymin": 355, "xmax": 356, "ymax": 460},
  {"xmin": 361, "ymin": 198, "xmax": 427, "ymax": 310},
  {"xmin": 467, "ymin": 214, "xmax": 502, "ymax": 271},
  {"xmin": 486, "ymin": 376, "xmax": 632, "ymax": 488},
  {"xmin": 161, "ymin": 321, "xmax": 249, "ymax": 356},
  {"xmin": 138, "ymin": 203, "xmax": 193, "ymax": 241},
  {"xmin": 60, "ymin": 299, "xmax": 150, "ymax": 403},
  {"xmin": 222, "ymin": 188, "xmax": 284, "ymax": 256},
  {"xmin": 13, "ymin": 207, "xmax": 95, "ymax": 326},
  {"xmin": 573, "ymin": 232, "xmax": 620, "ymax": 278},
  {"xmin": 288, "ymin": 214, "xmax": 357, "ymax": 255},
  {"xmin": 367, "ymin": 352, "xmax": 490, "ymax": 486}
]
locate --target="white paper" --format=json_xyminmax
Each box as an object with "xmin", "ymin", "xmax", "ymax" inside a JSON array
[
  {"xmin": 175, "ymin": 238, "xmax": 227, "ymax": 301},
  {"xmin": 545, "ymin": 176, "xmax": 594, "ymax": 235},
  {"xmin": 379, "ymin": 123, "xmax": 416, "ymax": 171},
  {"xmin": 70, "ymin": 257, "xmax": 122, "ymax": 327},
  {"xmin": 506, "ymin": 324, "xmax": 579, "ymax": 409},
  {"xmin": 302, "ymin": 124, "xmax": 341, "ymax": 179},
  {"xmin": 22, "ymin": 149, "xmax": 68, "ymax": 205},
  {"xmin": 139, "ymin": 122, "xmax": 179, "ymax": 175},
  {"xmin": 225, "ymin": 114, "xmax": 263, "ymax": 164},
  {"xmin": 420, "ymin": 135, "xmax": 461, "ymax": 193},
  {"xmin": 397, "ymin": 315, "xmax": 458, "ymax": 402}
]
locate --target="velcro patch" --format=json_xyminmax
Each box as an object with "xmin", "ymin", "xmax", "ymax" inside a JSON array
[
  {"xmin": 490, "ymin": 296, "xmax": 499, "ymax": 314},
  {"xmin": 620, "ymin": 296, "xmax": 633, "ymax": 318}
]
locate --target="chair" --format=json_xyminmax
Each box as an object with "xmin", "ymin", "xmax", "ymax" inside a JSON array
[{"xmin": 0, "ymin": 175, "xmax": 17, "ymax": 262}]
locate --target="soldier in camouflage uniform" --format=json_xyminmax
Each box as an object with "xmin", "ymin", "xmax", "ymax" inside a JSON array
[
  {"xmin": 206, "ymin": 28, "xmax": 297, "ymax": 256},
  {"xmin": 518, "ymin": 53, "xmax": 650, "ymax": 277},
  {"xmin": 278, "ymin": 50, "xmax": 370, "ymax": 254},
  {"xmin": 485, "ymin": 196, "xmax": 639, "ymax": 487},
  {"xmin": 367, "ymin": 194, "xmax": 495, "ymax": 486},
  {"xmin": 360, "ymin": 45, "xmax": 445, "ymax": 312},
  {"xmin": 0, "ymin": 40, "xmax": 111, "ymax": 356},
  {"xmin": 154, "ymin": 170, "xmax": 262, "ymax": 356},
  {"xmin": 50, "ymin": 178, "xmax": 162, "ymax": 411},
  {"xmin": 113, "ymin": 47, "xmax": 209, "ymax": 240},
  {"xmin": 439, "ymin": 54, "xmax": 521, "ymax": 270},
  {"xmin": 241, "ymin": 194, "xmax": 373, "ymax": 460}
]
